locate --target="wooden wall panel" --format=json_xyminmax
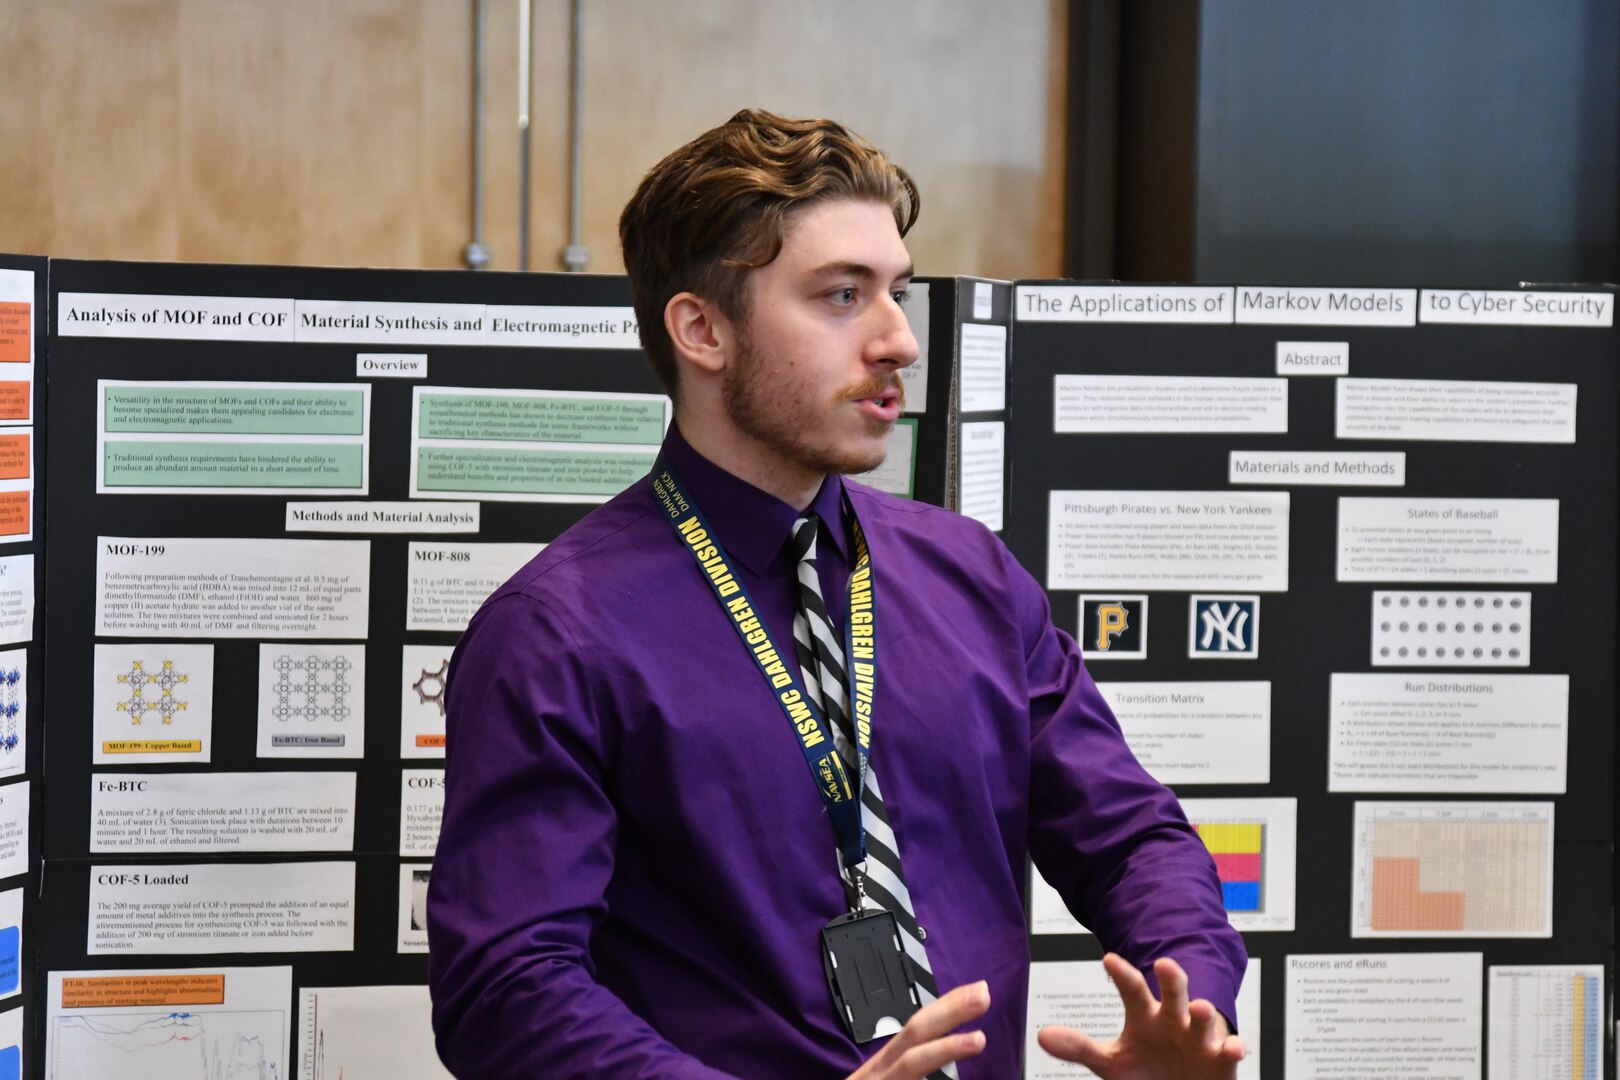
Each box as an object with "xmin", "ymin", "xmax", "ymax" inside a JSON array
[{"xmin": 0, "ymin": 0, "xmax": 1067, "ymax": 278}]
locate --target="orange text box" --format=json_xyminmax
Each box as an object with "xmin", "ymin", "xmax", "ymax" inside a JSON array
[
  {"xmin": 0, "ymin": 435, "xmax": 28, "ymax": 480},
  {"xmin": 0, "ymin": 303, "xmax": 27, "ymax": 363},
  {"xmin": 0, "ymin": 383, "xmax": 28, "ymax": 421},
  {"xmin": 62, "ymin": 973, "xmax": 227, "ymax": 1008},
  {"xmin": 415, "ymin": 734, "xmax": 447, "ymax": 748},
  {"xmin": 0, "ymin": 491, "xmax": 26, "ymax": 537}
]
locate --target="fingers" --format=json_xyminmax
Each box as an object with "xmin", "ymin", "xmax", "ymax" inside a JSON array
[
  {"xmin": 1187, "ymin": 998, "xmax": 1222, "ymax": 1051},
  {"xmin": 855, "ymin": 980, "xmax": 990, "ymax": 1080},
  {"xmin": 1218, "ymin": 1034, "xmax": 1248, "ymax": 1063},
  {"xmin": 1100, "ymin": 953, "xmax": 1156, "ymax": 1019},
  {"xmin": 1153, "ymin": 956, "xmax": 1190, "ymax": 1021},
  {"xmin": 1036, "ymin": 1024, "xmax": 1109, "ymax": 1070}
]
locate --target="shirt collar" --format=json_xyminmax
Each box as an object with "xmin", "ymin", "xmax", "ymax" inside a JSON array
[{"xmin": 660, "ymin": 422, "xmax": 850, "ymax": 576}]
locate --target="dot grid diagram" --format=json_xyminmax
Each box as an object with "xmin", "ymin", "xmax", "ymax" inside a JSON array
[
  {"xmin": 271, "ymin": 652, "xmax": 354, "ymax": 723},
  {"xmin": 1371, "ymin": 590, "xmax": 1530, "ymax": 667},
  {"xmin": 0, "ymin": 666, "xmax": 18, "ymax": 753},
  {"xmin": 114, "ymin": 659, "xmax": 189, "ymax": 725}
]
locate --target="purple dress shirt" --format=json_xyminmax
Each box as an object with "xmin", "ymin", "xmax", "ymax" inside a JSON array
[{"xmin": 428, "ymin": 426, "xmax": 1245, "ymax": 1079}]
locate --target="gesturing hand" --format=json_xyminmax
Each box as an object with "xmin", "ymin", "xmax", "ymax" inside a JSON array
[
  {"xmin": 845, "ymin": 979, "xmax": 990, "ymax": 1080},
  {"xmin": 1036, "ymin": 954, "xmax": 1244, "ymax": 1079}
]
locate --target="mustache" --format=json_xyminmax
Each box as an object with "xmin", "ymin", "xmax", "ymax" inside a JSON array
[{"xmin": 840, "ymin": 376, "xmax": 906, "ymax": 408}]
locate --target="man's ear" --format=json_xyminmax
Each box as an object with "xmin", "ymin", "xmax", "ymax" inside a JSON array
[{"xmin": 665, "ymin": 292, "xmax": 731, "ymax": 377}]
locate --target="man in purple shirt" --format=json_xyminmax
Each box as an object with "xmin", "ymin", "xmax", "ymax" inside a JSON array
[{"xmin": 428, "ymin": 110, "xmax": 1246, "ymax": 1079}]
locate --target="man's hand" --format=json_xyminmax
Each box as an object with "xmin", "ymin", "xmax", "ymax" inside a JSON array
[
  {"xmin": 845, "ymin": 980, "xmax": 990, "ymax": 1080},
  {"xmin": 1036, "ymin": 953, "xmax": 1244, "ymax": 1079}
]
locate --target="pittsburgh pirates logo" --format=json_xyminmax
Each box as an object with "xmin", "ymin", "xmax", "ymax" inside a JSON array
[{"xmin": 1079, "ymin": 596, "xmax": 1147, "ymax": 660}]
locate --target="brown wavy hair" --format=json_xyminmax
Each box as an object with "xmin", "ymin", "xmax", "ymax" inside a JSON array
[{"xmin": 618, "ymin": 108, "xmax": 920, "ymax": 401}]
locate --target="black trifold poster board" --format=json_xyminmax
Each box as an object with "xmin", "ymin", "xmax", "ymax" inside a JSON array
[
  {"xmin": 1007, "ymin": 282, "xmax": 1616, "ymax": 1079},
  {"xmin": 27, "ymin": 258, "xmax": 962, "ymax": 1080}
]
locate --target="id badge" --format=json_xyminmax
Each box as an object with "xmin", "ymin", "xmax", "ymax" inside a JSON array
[{"xmin": 820, "ymin": 909, "xmax": 920, "ymax": 1042}]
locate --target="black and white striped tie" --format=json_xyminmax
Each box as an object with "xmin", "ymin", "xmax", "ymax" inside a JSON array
[{"xmin": 789, "ymin": 514, "xmax": 956, "ymax": 1079}]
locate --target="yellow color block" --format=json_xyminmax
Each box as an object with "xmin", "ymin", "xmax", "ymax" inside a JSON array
[{"xmin": 1196, "ymin": 823, "xmax": 1262, "ymax": 854}]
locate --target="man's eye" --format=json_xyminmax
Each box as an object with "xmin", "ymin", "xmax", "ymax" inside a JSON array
[
  {"xmin": 831, "ymin": 287, "xmax": 857, "ymax": 304},
  {"xmin": 892, "ymin": 288, "xmax": 913, "ymax": 305}
]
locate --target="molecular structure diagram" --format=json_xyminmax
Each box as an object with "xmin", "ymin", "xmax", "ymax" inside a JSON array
[
  {"xmin": 0, "ymin": 667, "xmax": 18, "ymax": 753},
  {"xmin": 412, "ymin": 659, "xmax": 449, "ymax": 717},
  {"xmin": 115, "ymin": 659, "xmax": 188, "ymax": 725},
  {"xmin": 271, "ymin": 653, "xmax": 354, "ymax": 723}
]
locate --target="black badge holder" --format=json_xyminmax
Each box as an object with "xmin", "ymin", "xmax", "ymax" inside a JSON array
[{"xmin": 820, "ymin": 909, "xmax": 920, "ymax": 1042}]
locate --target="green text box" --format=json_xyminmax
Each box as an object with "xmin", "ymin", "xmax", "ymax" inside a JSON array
[
  {"xmin": 417, "ymin": 447, "xmax": 655, "ymax": 496},
  {"xmin": 104, "ymin": 442, "xmax": 365, "ymax": 489},
  {"xmin": 104, "ymin": 386, "xmax": 367, "ymax": 435},
  {"xmin": 418, "ymin": 393, "xmax": 664, "ymax": 444}
]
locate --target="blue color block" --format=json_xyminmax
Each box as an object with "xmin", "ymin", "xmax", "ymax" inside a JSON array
[
  {"xmin": 1221, "ymin": 881, "xmax": 1261, "ymax": 912},
  {"xmin": 0, "ymin": 1045, "xmax": 17, "ymax": 1080},
  {"xmin": 0, "ymin": 927, "xmax": 17, "ymax": 995}
]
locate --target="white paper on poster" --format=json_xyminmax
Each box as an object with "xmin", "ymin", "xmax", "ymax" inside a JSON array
[
  {"xmin": 852, "ymin": 420, "xmax": 917, "ymax": 498},
  {"xmin": 972, "ymin": 280, "xmax": 994, "ymax": 320},
  {"xmin": 1234, "ymin": 286, "xmax": 1416, "ymax": 326},
  {"xmin": 399, "ymin": 769, "xmax": 445, "ymax": 856},
  {"xmin": 1275, "ymin": 340, "xmax": 1348, "ymax": 376},
  {"xmin": 1488, "ymin": 965, "xmax": 1604, "ymax": 1080},
  {"xmin": 89, "ymin": 772, "xmax": 357, "ymax": 853},
  {"xmin": 0, "ymin": 647, "xmax": 26, "ymax": 781},
  {"xmin": 1337, "ymin": 499, "xmax": 1558, "ymax": 583},
  {"xmin": 1026, "ymin": 959, "xmax": 1260, "ymax": 1080},
  {"xmin": 1420, "ymin": 290, "xmax": 1614, "ymax": 327},
  {"xmin": 1054, "ymin": 375, "xmax": 1287, "ymax": 434},
  {"xmin": 357, "ymin": 352, "xmax": 427, "ymax": 378},
  {"xmin": 898, "ymin": 282, "xmax": 930, "ymax": 413},
  {"xmin": 1350, "ymin": 802, "xmax": 1553, "ymax": 939},
  {"xmin": 958, "ymin": 421, "xmax": 1004, "ymax": 530},
  {"xmin": 87, "ymin": 861, "xmax": 355, "ymax": 954},
  {"xmin": 286, "ymin": 500, "xmax": 478, "ymax": 533},
  {"xmin": 57, "ymin": 292, "xmax": 297, "ymax": 341},
  {"xmin": 91, "ymin": 643, "xmax": 214, "ymax": 765},
  {"xmin": 1028, "ymin": 863, "xmax": 1090, "ymax": 936},
  {"xmin": 401, "ymin": 644, "xmax": 451, "ymax": 758},
  {"xmin": 959, "ymin": 324, "xmax": 1007, "ymax": 413},
  {"xmin": 0, "ymin": 888, "xmax": 20, "ymax": 1002},
  {"xmin": 256, "ymin": 643, "xmax": 367, "ymax": 758},
  {"xmin": 1330, "ymin": 674, "xmax": 1567, "ymax": 793},
  {"xmin": 293, "ymin": 299, "xmax": 486, "ymax": 346},
  {"xmin": 1229, "ymin": 451, "xmax": 1404, "ymax": 487},
  {"xmin": 97, "ymin": 537, "xmax": 370, "ymax": 638},
  {"xmin": 1048, "ymin": 492, "xmax": 1289, "ymax": 592},
  {"xmin": 0, "ymin": 1002, "xmax": 18, "ymax": 1068},
  {"xmin": 1178, "ymin": 797, "xmax": 1297, "ymax": 932},
  {"xmin": 297, "ymin": 984, "xmax": 453, "ymax": 1080},
  {"xmin": 1017, "ymin": 285, "xmax": 1235, "ymax": 324},
  {"xmin": 47, "ymin": 965, "xmax": 293, "ymax": 1080},
  {"xmin": 1286, "ymin": 953, "xmax": 1480, "ymax": 1077},
  {"xmin": 406, "ymin": 542, "xmax": 538, "ymax": 632},
  {"xmin": 483, "ymin": 305, "xmax": 641, "ymax": 349},
  {"xmin": 1097, "ymin": 681, "xmax": 1270, "ymax": 786},
  {"xmin": 1336, "ymin": 378, "xmax": 1577, "ymax": 444},
  {"xmin": 1371, "ymin": 590, "xmax": 1531, "ymax": 667},
  {"xmin": 0, "ymin": 556, "xmax": 33, "ymax": 646},
  {"xmin": 398, "ymin": 863, "xmax": 432, "ymax": 953},
  {"xmin": 0, "ymin": 782, "xmax": 25, "ymax": 881}
]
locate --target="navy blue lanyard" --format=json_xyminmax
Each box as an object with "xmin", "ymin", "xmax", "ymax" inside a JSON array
[{"xmin": 650, "ymin": 458, "xmax": 875, "ymax": 871}]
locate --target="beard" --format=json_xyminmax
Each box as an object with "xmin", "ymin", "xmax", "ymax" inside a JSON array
[{"xmin": 721, "ymin": 333, "xmax": 905, "ymax": 477}]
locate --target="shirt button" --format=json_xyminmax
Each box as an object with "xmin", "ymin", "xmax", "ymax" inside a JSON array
[{"xmin": 917, "ymin": 926, "xmax": 927, "ymax": 940}]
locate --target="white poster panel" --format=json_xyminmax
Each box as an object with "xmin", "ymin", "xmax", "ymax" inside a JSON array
[
  {"xmin": 1336, "ymin": 378, "xmax": 1576, "ymax": 443},
  {"xmin": 1337, "ymin": 499, "xmax": 1558, "ymax": 583},
  {"xmin": 256, "ymin": 643, "xmax": 367, "ymax": 758},
  {"xmin": 1287, "ymin": 953, "xmax": 1481, "ymax": 1077},
  {"xmin": 1371, "ymin": 591, "xmax": 1530, "ymax": 667},
  {"xmin": 406, "ymin": 542, "xmax": 538, "ymax": 632},
  {"xmin": 399, "ymin": 769, "xmax": 445, "ymax": 857},
  {"xmin": 958, "ymin": 421, "xmax": 1004, "ymax": 531},
  {"xmin": 1229, "ymin": 451, "xmax": 1404, "ymax": 487},
  {"xmin": 88, "ymin": 862, "xmax": 355, "ymax": 954},
  {"xmin": 1420, "ymin": 290, "xmax": 1613, "ymax": 327},
  {"xmin": 0, "ymin": 648, "xmax": 25, "ymax": 780},
  {"xmin": 1026, "ymin": 959, "xmax": 1260, "ymax": 1079},
  {"xmin": 1330, "ymin": 674, "xmax": 1567, "ymax": 793},
  {"xmin": 91, "ymin": 643, "xmax": 214, "ymax": 764},
  {"xmin": 1017, "ymin": 286, "xmax": 1235, "ymax": 324},
  {"xmin": 1055, "ymin": 376, "xmax": 1287, "ymax": 434},
  {"xmin": 1488, "ymin": 965, "xmax": 1603, "ymax": 1080},
  {"xmin": 89, "ymin": 772, "xmax": 357, "ymax": 853},
  {"xmin": 285, "ymin": 500, "xmax": 478, "ymax": 533},
  {"xmin": 853, "ymin": 419, "xmax": 918, "ymax": 498},
  {"xmin": 1235, "ymin": 286, "xmax": 1416, "ymax": 326},
  {"xmin": 0, "ymin": 782, "xmax": 24, "ymax": 881},
  {"xmin": 0, "ymin": 555, "xmax": 33, "ymax": 646},
  {"xmin": 401, "ymin": 644, "xmax": 452, "ymax": 758},
  {"xmin": 97, "ymin": 537, "xmax": 370, "ymax": 638},
  {"xmin": 1097, "ymin": 681, "xmax": 1270, "ymax": 785},
  {"xmin": 297, "ymin": 984, "xmax": 453, "ymax": 1080},
  {"xmin": 1275, "ymin": 340, "xmax": 1348, "ymax": 376},
  {"xmin": 47, "ymin": 965, "xmax": 293, "ymax": 1080},
  {"xmin": 1350, "ymin": 802, "xmax": 1553, "ymax": 939},
  {"xmin": 398, "ymin": 863, "xmax": 431, "ymax": 953},
  {"xmin": 898, "ymin": 282, "xmax": 930, "ymax": 414},
  {"xmin": 0, "ymin": 888, "xmax": 19, "ymax": 1002},
  {"xmin": 1049, "ymin": 492, "xmax": 1289, "ymax": 591},
  {"xmin": 959, "ymin": 324, "xmax": 1008, "ymax": 412}
]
